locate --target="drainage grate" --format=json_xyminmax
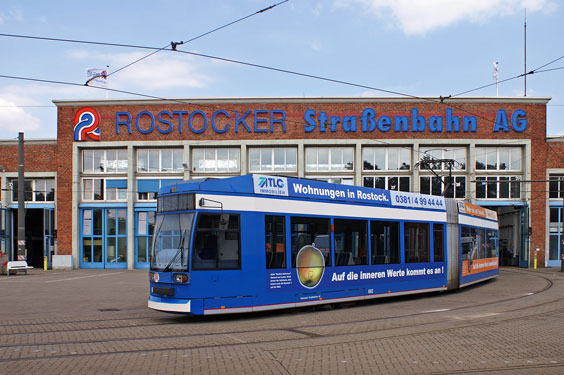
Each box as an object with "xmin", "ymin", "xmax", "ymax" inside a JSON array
[{"xmin": 97, "ymin": 308, "xmax": 121, "ymax": 312}]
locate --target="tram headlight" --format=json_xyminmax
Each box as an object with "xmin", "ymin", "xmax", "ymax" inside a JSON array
[{"xmin": 173, "ymin": 273, "xmax": 189, "ymax": 284}]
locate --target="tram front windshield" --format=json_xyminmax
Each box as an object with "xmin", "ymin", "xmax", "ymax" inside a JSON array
[{"xmin": 151, "ymin": 213, "xmax": 194, "ymax": 271}]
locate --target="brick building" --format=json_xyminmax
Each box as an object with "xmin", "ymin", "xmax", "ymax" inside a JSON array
[{"xmin": 1, "ymin": 96, "xmax": 561, "ymax": 269}]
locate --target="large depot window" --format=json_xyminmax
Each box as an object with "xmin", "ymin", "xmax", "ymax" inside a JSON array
[
  {"xmin": 306, "ymin": 147, "xmax": 353, "ymax": 172},
  {"xmin": 83, "ymin": 149, "xmax": 128, "ymax": 173},
  {"xmin": 137, "ymin": 148, "xmax": 183, "ymax": 172},
  {"xmin": 249, "ymin": 147, "xmax": 297, "ymax": 172},
  {"xmin": 11, "ymin": 179, "xmax": 55, "ymax": 202},
  {"xmin": 192, "ymin": 148, "xmax": 240, "ymax": 173},
  {"xmin": 476, "ymin": 147, "xmax": 521, "ymax": 171},
  {"xmin": 363, "ymin": 147, "xmax": 410, "ymax": 171}
]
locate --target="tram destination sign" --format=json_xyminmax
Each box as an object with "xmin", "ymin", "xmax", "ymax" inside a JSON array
[{"xmin": 252, "ymin": 174, "xmax": 445, "ymax": 211}]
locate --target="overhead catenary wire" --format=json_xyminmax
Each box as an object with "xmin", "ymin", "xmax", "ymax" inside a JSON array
[
  {"xmin": 451, "ymin": 52, "xmax": 564, "ymax": 98},
  {"xmin": 0, "ymin": 74, "xmax": 556, "ymax": 172},
  {"xmin": 0, "ymin": 71, "xmax": 558, "ymax": 168},
  {"xmin": 105, "ymin": 0, "xmax": 289, "ymax": 80},
  {"xmin": 0, "ymin": 32, "xmax": 426, "ymax": 98},
  {"xmin": 2, "ymin": 32, "xmax": 564, "ymax": 163}
]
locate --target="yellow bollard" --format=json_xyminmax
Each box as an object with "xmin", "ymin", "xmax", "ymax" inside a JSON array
[
  {"xmin": 533, "ymin": 252, "xmax": 537, "ymax": 269},
  {"xmin": 44, "ymin": 256, "xmax": 47, "ymax": 271}
]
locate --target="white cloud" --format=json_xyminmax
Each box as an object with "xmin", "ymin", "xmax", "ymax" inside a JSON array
[
  {"xmin": 68, "ymin": 50, "xmax": 212, "ymax": 91},
  {"xmin": 313, "ymin": 3, "xmax": 324, "ymax": 16},
  {"xmin": 0, "ymin": 98, "xmax": 42, "ymax": 135},
  {"xmin": 0, "ymin": 7, "xmax": 24, "ymax": 24},
  {"xmin": 311, "ymin": 41, "xmax": 322, "ymax": 51},
  {"xmin": 335, "ymin": 0, "xmax": 557, "ymax": 35}
]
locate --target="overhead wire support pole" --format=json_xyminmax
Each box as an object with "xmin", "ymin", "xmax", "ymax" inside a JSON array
[{"xmin": 17, "ymin": 132, "xmax": 25, "ymax": 261}]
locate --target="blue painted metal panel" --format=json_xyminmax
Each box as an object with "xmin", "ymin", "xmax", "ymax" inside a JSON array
[{"xmin": 106, "ymin": 179, "xmax": 127, "ymax": 189}]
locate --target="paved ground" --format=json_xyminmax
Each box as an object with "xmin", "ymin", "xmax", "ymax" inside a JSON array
[{"xmin": 1, "ymin": 267, "xmax": 564, "ymax": 374}]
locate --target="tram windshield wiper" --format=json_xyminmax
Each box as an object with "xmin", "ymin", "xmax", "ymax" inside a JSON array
[{"xmin": 163, "ymin": 230, "xmax": 186, "ymax": 272}]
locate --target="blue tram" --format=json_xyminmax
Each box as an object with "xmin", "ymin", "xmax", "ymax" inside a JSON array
[{"xmin": 148, "ymin": 174, "xmax": 499, "ymax": 315}]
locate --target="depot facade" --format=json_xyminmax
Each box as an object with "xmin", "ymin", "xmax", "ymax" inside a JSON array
[{"xmin": 1, "ymin": 96, "xmax": 563, "ymax": 270}]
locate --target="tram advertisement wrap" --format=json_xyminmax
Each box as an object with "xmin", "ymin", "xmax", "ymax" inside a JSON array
[
  {"xmin": 461, "ymin": 257, "xmax": 499, "ymax": 277},
  {"xmin": 268, "ymin": 263, "xmax": 446, "ymax": 291},
  {"xmin": 253, "ymin": 174, "xmax": 446, "ymax": 211}
]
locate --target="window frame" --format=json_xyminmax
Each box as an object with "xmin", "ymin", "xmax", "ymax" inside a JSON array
[
  {"xmin": 475, "ymin": 147, "xmax": 522, "ymax": 171},
  {"xmin": 11, "ymin": 178, "xmax": 56, "ymax": 203},
  {"xmin": 363, "ymin": 147, "xmax": 411, "ymax": 171},
  {"xmin": 419, "ymin": 176, "xmax": 466, "ymax": 198},
  {"xmin": 333, "ymin": 219, "xmax": 368, "ymax": 266},
  {"xmin": 475, "ymin": 176, "xmax": 521, "ymax": 200},
  {"xmin": 192, "ymin": 212, "xmax": 242, "ymax": 270},
  {"xmin": 265, "ymin": 215, "xmax": 286, "ymax": 269},
  {"xmin": 82, "ymin": 149, "xmax": 128, "ymax": 173},
  {"xmin": 137, "ymin": 148, "xmax": 184, "ymax": 173},
  {"xmin": 82, "ymin": 178, "xmax": 128, "ymax": 202},
  {"xmin": 419, "ymin": 147, "xmax": 466, "ymax": 171},
  {"xmin": 305, "ymin": 147, "xmax": 354, "ymax": 172},
  {"xmin": 249, "ymin": 147, "xmax": 297, "ymax": 173},
  {"xmin": 192, "ymin": 148, "xmax": 241, "ymax": 173},
  {"xmin": 363, "ymin": 176, "xmax": 410, "ymax": 192}
]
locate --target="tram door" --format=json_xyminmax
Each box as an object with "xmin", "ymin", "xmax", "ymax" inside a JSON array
[{"xmin": 81, "ymin": 208, "xmax": 127, "ymax": 269}]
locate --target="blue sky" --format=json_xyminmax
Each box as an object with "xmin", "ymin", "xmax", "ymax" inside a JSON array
[{"xmin": 1, "ymin": 0, "xmax": 563, "ymax": 138}]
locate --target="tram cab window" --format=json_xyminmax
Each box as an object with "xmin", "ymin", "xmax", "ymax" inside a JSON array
[
  {"xmin": 192, "ymin": 213, "xmax": 241, "ymax": 270},
  {"xmin": 290, "ymin": 216, "xmax": 331, "ymax": 267},
  {"xmin": 433, "ymin": 224, "xmax": 444, "ymax": 262},
  {"xmin": 334, "ymin": 219, "xmax": 368, "ymax": 266},
  {"xmin": 371, "ymin": 221, "xmax": 400, "ymax": 265},
  {"xmin": 404, "ymin": 222, "xmax": 430, "ymax": 263},
  {"xmin": 265, "ymin": 215, "xmax": 286, "ymax": 269}
]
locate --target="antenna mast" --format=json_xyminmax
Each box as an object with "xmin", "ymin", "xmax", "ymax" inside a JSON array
[{"xmin": 524, "ymin": 9, "xmax": 527, "ymax": 96}]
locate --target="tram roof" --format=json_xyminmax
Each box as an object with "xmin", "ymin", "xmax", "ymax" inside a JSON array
[{"xmin": 160, "ymin": 174, "xmax": 449, "ymax": 211}]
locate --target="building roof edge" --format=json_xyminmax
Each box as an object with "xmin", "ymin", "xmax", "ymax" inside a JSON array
[{"xmin": 52, "ymin": 96, "xmax": 552, "ymax": 107}]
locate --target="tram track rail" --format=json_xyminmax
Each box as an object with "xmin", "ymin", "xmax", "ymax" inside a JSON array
[
  {"xmin": 0, "ymin": 269, "xmax": 564, "ymax": 334},
  {"xmin": 0, "ymin": 268, "xmax": 555, "ymax": 335},
  {"xmin": 1, "ymin": 269, "xmax": 563, "ymax": 366}
]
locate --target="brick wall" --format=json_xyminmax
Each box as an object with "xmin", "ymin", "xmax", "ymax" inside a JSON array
[{"xmin": 50, "ymin": 98, "xmax": 551, "ymax": 264}]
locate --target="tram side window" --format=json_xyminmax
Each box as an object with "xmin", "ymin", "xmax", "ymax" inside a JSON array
[
  {"xmin": 485, "ymin": 230, "xmax": 498, "ymax": 258},
  {"xmin": 371, "ymin": 221, "xmax": 400, "ymax": 265},
  {"xmin": 460, "ymin": 226, "xmax": 479, "ymax": 260},
  {"xmin": 334, "ymin": 219, "xmax": 368, "ymax": 266},
  {"xmin": 479, "ymin": 229, "xmax": 486, "ymax": 259},
  {"xmin": 404, "ymin": 222, "xmax": 430, "ymax": 263},
  {"xmin": 290, "ymin": 216, "xmax": 331, "ymax": 267},
  {"xmin": 265, "ymin": 215, "xmax": 286, "ymax": 269},
  {"xmin": 433, "ymin": 224, "xmax": 444, "ymax": 262},
  {"xmin": 192, "ymin": 213, "xmax": 240, "ymax": 270}
]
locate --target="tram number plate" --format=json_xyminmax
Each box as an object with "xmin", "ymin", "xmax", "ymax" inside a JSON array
[{"xmin": 153, "ymin": 287, "xmax": 175, "ymax": 296}]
